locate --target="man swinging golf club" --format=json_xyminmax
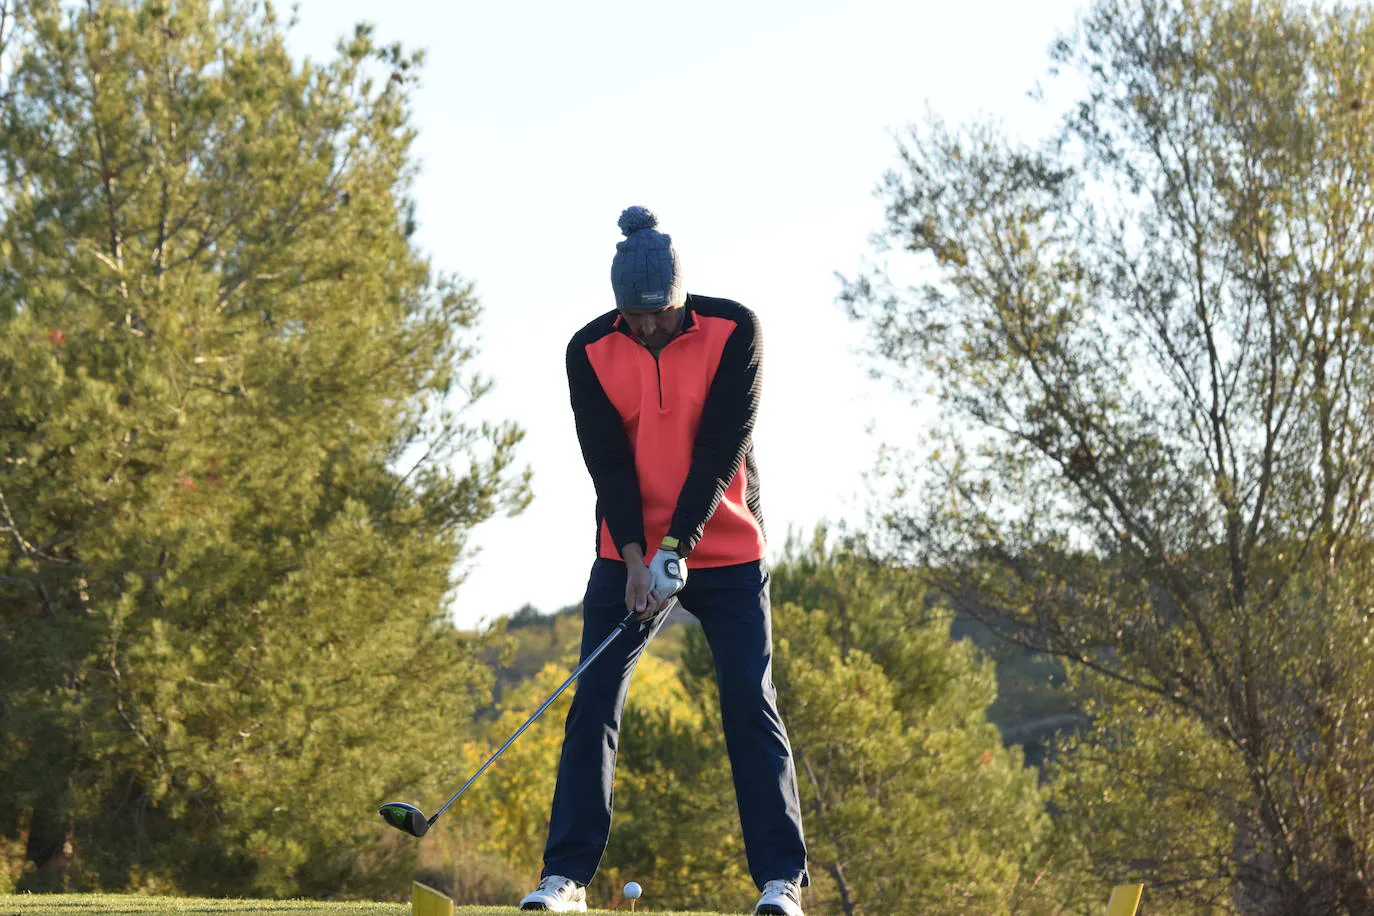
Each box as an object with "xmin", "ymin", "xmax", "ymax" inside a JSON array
[{"xmin": 519, "ymin": 207, "xmax": 808, "ymax": 915}]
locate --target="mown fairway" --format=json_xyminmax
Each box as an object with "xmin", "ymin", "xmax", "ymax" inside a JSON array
[{"xmin": 0, "ymin": 895, "xmax": 728, "ymax": 916}]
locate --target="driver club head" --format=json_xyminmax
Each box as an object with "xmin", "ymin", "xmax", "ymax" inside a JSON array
[{"xmin": 378, "ymin": 801, "xmax": 429, "ymax": 837}]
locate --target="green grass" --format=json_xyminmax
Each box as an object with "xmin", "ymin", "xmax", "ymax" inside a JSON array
[{"xmin": 0, "ymin": 894, "xmax": 729, "ymax": 916}]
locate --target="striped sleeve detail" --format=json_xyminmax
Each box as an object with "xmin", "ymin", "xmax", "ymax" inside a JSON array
[
  {"xmin": 567, "ymin": 327, "xmax": 645, "ymax": 557},
  {"xmin": 667, "ymin": 305, "xmax": 762, "ymax": 556}
]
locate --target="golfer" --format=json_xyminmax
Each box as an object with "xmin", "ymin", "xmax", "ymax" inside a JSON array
[{"xmin": 519, "ymin": 207, "xmax": 808, "ymax": 915}]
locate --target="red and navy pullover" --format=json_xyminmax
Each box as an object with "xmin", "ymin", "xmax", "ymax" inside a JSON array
[{"xmin": 567, "ymin": 293, "xmax": 766, "ymax": 567}]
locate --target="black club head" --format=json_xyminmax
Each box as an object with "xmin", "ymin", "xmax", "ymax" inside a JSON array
[{"xmin": 378, "ymin": 801, "xmax": 429, "ymax": 837}]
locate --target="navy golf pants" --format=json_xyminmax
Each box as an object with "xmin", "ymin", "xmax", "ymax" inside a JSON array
[{"xmin": 541, "ymin": 558, "xmax": 809, "ymax": 890}]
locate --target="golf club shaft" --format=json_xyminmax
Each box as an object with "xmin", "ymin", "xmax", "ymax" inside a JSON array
[{"xmin": 427, "ymin": 601, "xmax": 672, "ymax": 827}]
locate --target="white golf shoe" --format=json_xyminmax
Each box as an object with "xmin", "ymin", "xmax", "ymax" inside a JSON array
[
  {"xmin": 519, "ymin": 874, "xmax": 587, "ymax": 912},
  {"xmin": 754, "ymin": 878, "xmax": 804, "ymax": 915}
]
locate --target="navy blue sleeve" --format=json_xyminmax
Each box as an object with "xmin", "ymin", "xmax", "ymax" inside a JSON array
[
  {"xmin": 567, "ymin": 336, "xmax": 646, "ymax": 557},
  {"xmin": 666, "ymin": 308, "xmax": 762, "ymax": 556}
]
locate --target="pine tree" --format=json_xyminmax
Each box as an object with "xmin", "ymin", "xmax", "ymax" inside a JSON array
[
  {"xmin": 0, "ymin": 0, "xmax": 526, "ymax": 895},
  {"xmin": 768, "ymin": 533, "xmax": 1052, "ymax": 915}
]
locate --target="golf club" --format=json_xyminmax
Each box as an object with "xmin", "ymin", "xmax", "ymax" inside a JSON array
[{"xmin": 379, "ymin": 600, "xmax": 673, "ymax": 838}]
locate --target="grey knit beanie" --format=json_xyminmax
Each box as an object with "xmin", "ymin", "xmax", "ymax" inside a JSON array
[{"xmin": 610, "ymin": 206, "xmax": 686, "ymax": 311}]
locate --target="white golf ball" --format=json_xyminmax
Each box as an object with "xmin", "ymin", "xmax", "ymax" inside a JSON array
[{"xmin": 623, "ymin": 881, "xmax": 643, "ymax": 900}]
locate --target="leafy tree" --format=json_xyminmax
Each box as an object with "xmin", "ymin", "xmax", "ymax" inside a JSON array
[
  {"xmin": 1046, "ymin": 682, "xmax": 1243, "ymax": 914},
  {"xmin": 0, "ymin": 0, "xmax": 526, "ymax": 896},
  {"xmin": 845, "ymin": 0, "xmax": 1374, "ymax": 910}
]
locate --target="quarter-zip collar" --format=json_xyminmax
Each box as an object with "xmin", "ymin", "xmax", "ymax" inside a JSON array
[
  {"xmin": 613, "ymin": 296, "xmax": 699, "ymax": 349},
  {"xmin": 612, "ymin": 297, "xmax": 699, "ymax": 409}
]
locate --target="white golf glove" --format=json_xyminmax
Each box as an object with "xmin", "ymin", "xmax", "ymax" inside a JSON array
[{"xmin": 648, "ymin": 544, "xmax": 687, "ymax": 609}]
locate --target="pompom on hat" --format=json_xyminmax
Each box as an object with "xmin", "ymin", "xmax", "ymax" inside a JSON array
[{"xmin": 611, "ymin": 206, "xmax": 686, "ymax": 312}]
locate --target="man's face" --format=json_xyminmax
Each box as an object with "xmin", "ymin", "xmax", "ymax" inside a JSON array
[{"xmin": 620, "ymin": 304, "xmax": 685, "ymax": 349}]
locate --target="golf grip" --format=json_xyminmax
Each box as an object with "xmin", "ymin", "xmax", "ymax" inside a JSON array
[{"xmin": 426, "ymin": 598, "xmax": 677, "ymax": 828}]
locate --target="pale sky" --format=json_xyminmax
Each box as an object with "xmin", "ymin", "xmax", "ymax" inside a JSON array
[{"xmin": 285, "ymin": 0, "xmax": 1085, "ymax": 630}]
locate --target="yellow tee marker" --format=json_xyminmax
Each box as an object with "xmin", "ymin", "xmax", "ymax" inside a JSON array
[
  {"xmin": 1105, "ymin": 883, "xmax": 1144, "ymax": 916},
  {"xmin": 412, "ymin": 881, "xmax": 454, "ymax": 916}
]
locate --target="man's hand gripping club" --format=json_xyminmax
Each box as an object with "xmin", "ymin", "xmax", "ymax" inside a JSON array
[{"xmin": 621, "ymin": 540, "xmax": 688, "ymax": 621}]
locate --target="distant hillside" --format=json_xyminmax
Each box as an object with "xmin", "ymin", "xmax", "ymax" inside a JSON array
[
  {"xmin": 951, "ymin": 615, "xmax": 1087, "ymax": 767},
  {"xmin": 477, "ymin": 601, "xmax": 694, "ymax": 704}
]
